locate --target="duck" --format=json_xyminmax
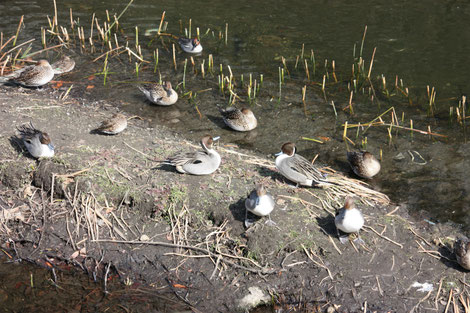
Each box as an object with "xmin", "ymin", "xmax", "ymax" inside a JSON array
[
  {"xmin": 138, "ymin": 81, "xmax": 178, "ymax": 106},
  {"xmin": 275, "ymin": 142, "xmax": 332, "ymax": 187},
  {"xmin": 455, "ymin": 237, "xmax": 470, "ymax": 270},
  {"xmin": 17, "ymin": 122, "xmax": 55, "ymax": 158},
  {"xmin": 218, "ymin": 106, "xmax": 257, "ymax": 131},
  {"xmin": 93, "ymin": 113, "xmax": 127, "ymax": 135},
  {"xmin": 335, "ymin": 197, "xmax": 364, "ymax": 244},
  {"xmin": 1, "ymin": 60, "xmax": 54, "ymax": 87},
  {"xmin": 245, "ymin": 184, "xmax": 275, "ymax": 227},
  {"xmin": 51, "ymin": 55, "xmax": 75, "ymax": 74},
  {"xmin": 165, "ymin": 135, "xmax": 221, "ymax": 175},
  {"xmin": 347, "ymin": 151, "xmax": 381, "ymax": 179},
  {"xmin": 178, "ymin": 37, "xmax": 203, "ymax": 53}
]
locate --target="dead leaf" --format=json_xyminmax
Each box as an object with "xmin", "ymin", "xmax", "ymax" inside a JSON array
[{"xmin": 173, "ymin": 283, "xmax": 187, "ymax": 289}]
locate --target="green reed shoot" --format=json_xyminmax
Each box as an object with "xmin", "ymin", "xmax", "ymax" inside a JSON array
[
  {"xmin": 304, "ymin": 59, "xmax": 309, "ymax": 81},
  {"xmin": 135, "ymin": 62, "xmax": 139, "ymax": 78},
  {"xmin": 332, "ymin": 60, "xmax": 337, "ymax": 82},
  {"xmin": 155, "ymin": 11, "xmax": 165, "ymax": 35},
  {"xmin": 183, "ymin": 58, "xmax": 187, "ymax": 90},
  {"xmin": 189, "ymin": 18, "xmax": 192, "ymax": 38},
  {"xmin": 310, "ymin": 50, "xmax": 315, "ymax": 77},
  {"xmin": 253, "ymin": 80, "xmax": 257, "ymax": 100},
  {"xmin": 12, "ymin": 16, "xmax": 23, "ymax": 47},
  {"xmin": 103, "ymin": 52, "xmax": 109, "ymax": 85},
  {"xmin": 360, "ymin": 25, "xmax": 367, "ymax": 58},
  {"xmin": 322, "ymin": 75, "xmax": 327, "ymax": 102},
  {"xmin": 152, "ymin": 49, "xmax": 159, "ymax": 72},
  {"xmin": 324, "ymin": 59, "xmax": 329, "ymax": 80},
  {"xmin": 172, "ymin": 43, "xmax": 177, "ymax": 70},
  {"xmin": 361, "ymin": 137, "xmax": 367, "ymax": 150},
  {"xmin": 41, "ymin": 28, "xmax": 46, "ymax": 49},
  {"xmin": 69, "ymin": 8, "xmax": 74, "ymax": 30},
  {"xmin": 302, "ymin": 85, "xmax": 307, "ymax": 115},
  {"xmin": 331, "ymin": 101, "xmax": 338, "ymax": 118},
  {"xmin": 281, "ymin": 56, "xmax": 290, "ymax": 77},
  {"xmin": 355, "ymin": 122, "xmax": 361, "ymax": 139},
  {"xmin": 201, "ymin": 60, "xmax": 205, "ymax": 78},
  {"xmin": 410, "ymin": 119, "xmax": 414, "ymax": 139},
  {"xmin": 208, "ymin": 54, "xmax": 213, "ymax": 72},
  {"xmin": 278, "ymin": 67, "xmax": 282, "ymax": 103},
  {"xmin": 197, "ymin": 27, "xmax": 200, "ymax": 39},
  {"xmin": 135, "ymin": 26, "xmax": 139, "ymax": 50}
]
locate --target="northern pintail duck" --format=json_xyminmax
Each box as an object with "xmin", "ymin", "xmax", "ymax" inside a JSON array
[
  {"xmin": 17, "ymin": 122, "xmax": 54, "ymax": 158},
  {"xmin": 219, "ymin": 106, "xmax": 257, "ymax": 132},
  {"xmin": 165, "ymin": 135, "xmax": 221, "ymax": 175},
  {"xmin": 275, "ymin": 142, "xmax": 332, "ymax": 187},
  {"xmin": 94, "ymin": 113, "xmax": 127, "ymax": 135},
  {"xmin": 347, "ymin": 151, "xmax": 381, "ymax": 179},
  {"xmin": 245, "ymin": 184, "xmax": 275, "ymax": 227},
  {"xmin": 1, "ymin": 59, "xmax": 54, "ymax": 87},
  {"xmin": 178, "ymin": 37, "xmax": 203, "ymax": 53},
  {"xmin": 138, "ymin": 81, "xmax": 178, "ymax": 106},
  {"xmin": 455, "ymin": 237, "xmax": 470, "ymax": 270},
  {"xmin": 335, "ymin": 197, "xmax": 364, "ymax": 244},
  {"xmin": 51, "ymin": 55, "xmax": 75, "ymax": 74}
]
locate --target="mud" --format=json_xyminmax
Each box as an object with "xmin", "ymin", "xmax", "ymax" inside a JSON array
[{"xmin": 0, "ymin": 85, "xmax": 469, "ymax": 312}]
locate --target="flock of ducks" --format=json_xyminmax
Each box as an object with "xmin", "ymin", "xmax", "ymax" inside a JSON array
[{"xmin": 2, "ymin": 36, "xmax": 470, "ymax": 271}]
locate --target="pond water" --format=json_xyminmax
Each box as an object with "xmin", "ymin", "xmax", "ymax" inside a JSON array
[{"xmin": 1, "ymin": 0, "xmax": 470, "ymax": 308}]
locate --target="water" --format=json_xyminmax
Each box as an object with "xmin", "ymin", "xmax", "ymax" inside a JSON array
[{"xmin": 1, "ymin": 0, "xmax": 470, "ymax": 307}]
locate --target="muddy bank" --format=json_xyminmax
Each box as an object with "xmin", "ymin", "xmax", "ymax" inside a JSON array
[{"xmin": 0, "ymin": 85, "xmax": 468, "ymax": 312}]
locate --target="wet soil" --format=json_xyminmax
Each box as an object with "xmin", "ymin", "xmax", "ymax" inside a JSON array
[{"xmin": 0, "ymin": 85, "xmax": 469, "ymax": 312}]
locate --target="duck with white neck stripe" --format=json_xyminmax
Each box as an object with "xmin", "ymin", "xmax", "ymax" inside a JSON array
[
  {"xmin": 17, "ymin": 122, "xmax": 55, "ymax": 158},
  {"xmin": 275, "ymin": 142, "xmax": 332, "ymax": 187},
  {"xmin": 164, "ymin": 135, "xmax": 221, "ymax": 175}
]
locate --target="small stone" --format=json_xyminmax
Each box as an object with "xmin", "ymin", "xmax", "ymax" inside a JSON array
[
  {"xmin": 140, "ymin": 234, "xmax": 150, "ymax": 241},
  {"xmin": 237, "ymin": 286, "xmax": 270, "ymax": 312}
]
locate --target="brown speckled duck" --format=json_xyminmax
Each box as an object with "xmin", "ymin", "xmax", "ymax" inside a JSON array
[
  {"xmin": 218, "ymin": 106, "xmax": 257, "ymax": 131},
  {"xmin": 1, "ymin": 60, "xmax": 54, "ymax": 87},
  {"xmin": 347, "ymin": 151, "xmax": 381, "ymax": 179},
  {"xmin": 455, "ymin": 237, "xmax": 470, "ymax": 270}
]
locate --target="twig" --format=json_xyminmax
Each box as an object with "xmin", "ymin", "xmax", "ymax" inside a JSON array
[
  {"xmin": 409, "ymin": 227, "xmax": 433, "ymax": 247},
  {"xmin": 435, "ymin": 276, "xmax": 445, "ymax": 309},
  {"xmin": 92, "ymin": 239, "xmax": 275, "ymax": 274},
  {"xmin": 416, "ymin": 240, "xmax": 452, "ymax": 261},
  {"xmin": 123, "ymin": 141, "xmax": 154, "ymax": 160},
  {"xmin": 410, "ymin": 289, "xmax": 433, "ymax": 313},
  {"xmin": 301, "ymin": 244, "xmax": 333, "ymax": 280},
  {"xmin": 444, "ymin": 289, "xmax": 453, "ymax": 313},
  {"xmin": 376, "ymin": 275, "xmax": 383, "ymax": 296},
  {"xmin": 364, "ymin": 225, "xmax": 403, "ymax": 248}
]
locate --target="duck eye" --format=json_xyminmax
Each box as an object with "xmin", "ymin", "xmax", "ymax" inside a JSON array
[{"xmin": 25, "ymin": 139, "xmax": 32, "ymax": 144}]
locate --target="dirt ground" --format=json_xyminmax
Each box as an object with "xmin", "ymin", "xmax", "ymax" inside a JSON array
[{"xmin": 0, "ymin": 84, "xmax": 468, "ymax": 312}]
